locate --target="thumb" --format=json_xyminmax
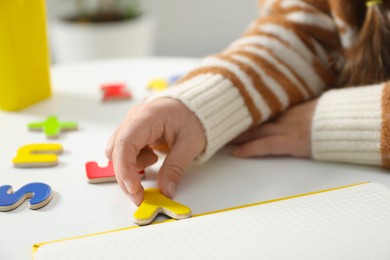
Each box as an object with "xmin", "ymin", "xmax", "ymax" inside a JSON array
[{"xmin": 157, "ymin": 138, "xmax": 196, "ymax": 199}]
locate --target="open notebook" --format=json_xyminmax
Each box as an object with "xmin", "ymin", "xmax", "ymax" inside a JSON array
[{"xmin": 33, "ymin": 182, "xmax": 390, "ymax": 260}]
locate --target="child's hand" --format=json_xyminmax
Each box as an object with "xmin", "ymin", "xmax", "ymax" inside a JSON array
[
  {"xmin": 105, "ymin": 98, "xmax": 206, "ymax": 206},
  {"xmin": 231, "ymin": 99, "xmax": 318, "ymax": 159}
]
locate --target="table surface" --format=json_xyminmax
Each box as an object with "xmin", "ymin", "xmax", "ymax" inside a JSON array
[{"xmin": 1, "ymin": 57, "xmax": 389, "ymax": 260}]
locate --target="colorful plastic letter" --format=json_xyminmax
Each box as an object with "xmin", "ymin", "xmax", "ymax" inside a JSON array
[
  {"xmin": 85, "ymin": 161, "xmax": 145, "ymax": 184},
  {"xmin": 168, "ymin": 74, "xmax": 183, "ymax": 85},
  {"xmin": 28, "ymin": 116, "xmax": 78, "ymax": 139},
  {"xmin": 0, "ymin": 183, "xmax": 53, "ymax": 211},
  {"xmin": 13, "ymin": 144, "xmax": 63, "ymax": 168},
  {"xmin": 147, "ymin": 78, "xmax": 169, "ymax": 92},
  {"xmin": 100, "ymin": 83, "xmax": 132, "ymax": 101},
  {"xmin": 133, "ymin": 188, "xmax": 192, "ymax": 225}
]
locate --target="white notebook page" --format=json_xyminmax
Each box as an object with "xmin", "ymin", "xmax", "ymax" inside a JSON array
[{"xmin": 34, "ymin": 183, "xmax": 390, "ymax": 260}]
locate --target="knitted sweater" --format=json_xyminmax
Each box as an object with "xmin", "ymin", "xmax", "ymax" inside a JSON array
[{"xmin": 153, "ymin": 0, "xmax": 390, "ymax": 168}]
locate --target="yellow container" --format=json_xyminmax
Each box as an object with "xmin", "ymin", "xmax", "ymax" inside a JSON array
[{"xmin": 0, "ymin": 0, "xmax": 51, "ymax": 111}]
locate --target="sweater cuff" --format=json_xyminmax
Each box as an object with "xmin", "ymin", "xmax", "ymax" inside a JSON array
[
  {"xmin": 312, "ymin": 85, "xmax": 384, "ymax": 166},
  {"xmin": 149, "ymin": 73, "xmax": 252, "ymax": 162}
]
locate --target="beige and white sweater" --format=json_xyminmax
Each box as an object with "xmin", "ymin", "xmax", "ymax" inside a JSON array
[{"xmin": 153, "ymin": 0, "xmax": 390, "ymax": 168}]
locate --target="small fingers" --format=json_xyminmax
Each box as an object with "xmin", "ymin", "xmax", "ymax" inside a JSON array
[
  {"xmin": 112, "ymin": 138, "xmax": 144, "ymax": 205},
  {"xmin": 107, "ymin": 126, "xmax": 145, "ymax": 205},
  {"xmin": 117, "ymin": 179, "xmax": 144, "ymax": 206},
  {"xmin": 136, "ymin": 147, "xmax": 158, "ymax": 169},
  {"xmin": 105, "ymin": 127, "xmax": 120, "ymax": 160},
  {"xmin": 157, "ymin": 137, "xmax": 198, "ymax": 199},
  {"xmin": 109, "ymin": 98, "xmax": 206, "ymax": 206},
  {"xmin": 112, "ymin": 112, "xmax": 162, "ymax": 205}
]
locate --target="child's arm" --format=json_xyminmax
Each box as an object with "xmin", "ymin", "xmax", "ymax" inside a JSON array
[
  {"xmin": 151, "ymin": 0, "xmax": 339, "ymax": 162},
  {"xmin": 312, "ymin": 81, "xmax": 390, "ymax": 167},
  {"xmin": 232, "ymin": 81, "xmax": 390, "ymax": 169},
  {"xmin": 231, "ymin": 99, "xmax": 317, "ymax": 159}
]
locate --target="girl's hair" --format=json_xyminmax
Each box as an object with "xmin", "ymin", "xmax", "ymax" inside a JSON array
[{"xmin": 339, "ymin": 1, "xmax": 390, "ymax": 87}]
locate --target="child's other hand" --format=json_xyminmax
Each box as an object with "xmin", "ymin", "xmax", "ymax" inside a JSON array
[
  {"xmin": 105, "ymin": 98, "xmax": 206, "ymax": 206},
  {"xmin": 231, "ymin": 99, "xmax": 318, "ymax": 159}
]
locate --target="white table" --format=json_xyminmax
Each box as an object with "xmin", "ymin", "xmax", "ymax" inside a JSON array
[{"xmin": 1, "ymin": 58, "xmax": 389, "ymax": 260}]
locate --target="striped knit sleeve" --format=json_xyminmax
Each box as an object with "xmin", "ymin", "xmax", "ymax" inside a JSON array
[
  {"xmin": 151, "ymin": 0, "xmax": 339, "ymax": 162},
  {"xmin": 312, "ymin": 81, "xmax": 390, "ymax": 168}
]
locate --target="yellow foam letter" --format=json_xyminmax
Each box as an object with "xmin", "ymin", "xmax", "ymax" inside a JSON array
[
  {"xmin": 13, "ymin": 144, "xmax": 63, "ymax": 168},
  {"xmin": 134, "ymin": 188, "xmax": 192, "ymax": 225}
]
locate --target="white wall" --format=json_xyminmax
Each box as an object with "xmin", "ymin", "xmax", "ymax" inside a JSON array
[
  {"xmin": 46, "ymin": 0, "xmax": 258, "ymax": 58},
  {"xmin": 142, "ymin": 0, "xmax": 258, "ymax": 57}
]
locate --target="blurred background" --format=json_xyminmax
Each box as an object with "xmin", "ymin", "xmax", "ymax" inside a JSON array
[{"xmin": 46, "ymin": 0, "xmax": 257, "ymax": 63}]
